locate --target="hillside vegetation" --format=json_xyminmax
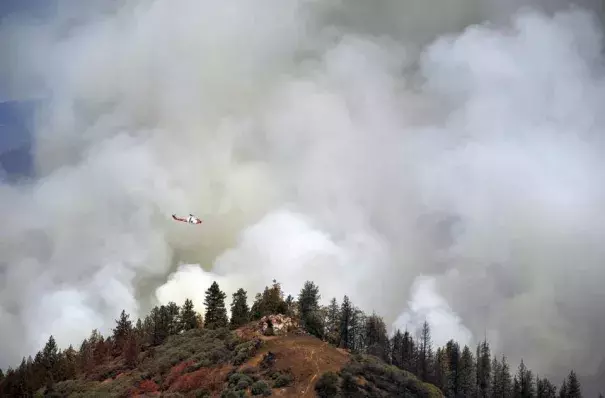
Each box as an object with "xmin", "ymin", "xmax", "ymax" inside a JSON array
[{"xmin": 0, "ymin": 279, "xmax": 589, "ymax": 397}]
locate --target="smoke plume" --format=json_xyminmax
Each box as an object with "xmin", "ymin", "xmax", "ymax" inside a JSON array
[{"xmin": 1, "ymin": 0, "xmax": 605, "ymax": 392}]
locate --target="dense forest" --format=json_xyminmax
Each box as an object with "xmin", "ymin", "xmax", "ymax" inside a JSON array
[{"xmin": 0, "ymin": 279, "xmax": 591, "ymax": 397}]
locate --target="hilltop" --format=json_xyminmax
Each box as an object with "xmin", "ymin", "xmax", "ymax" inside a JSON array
[
  {"xmin": 0, "ymin": 314, "xmax": 440, "ymax": 397},
  {"xmin": 0, "ymin": 279, "xmax": 589, "ymax": 397}
]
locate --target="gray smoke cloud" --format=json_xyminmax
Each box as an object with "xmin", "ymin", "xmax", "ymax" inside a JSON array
[{"xmin": 1, "ymin": 0, "xmax": 605, "ymax": 393}]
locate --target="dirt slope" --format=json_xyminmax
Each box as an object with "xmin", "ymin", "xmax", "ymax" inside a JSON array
[{"xmin": 239, "ymin": 334, "xmax": 350, "ymax": 397}]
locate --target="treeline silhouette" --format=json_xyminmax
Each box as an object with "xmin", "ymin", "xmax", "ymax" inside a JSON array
[{"xmin": 0, "ymin": 279, "xmax": 589, "ymax": 397}]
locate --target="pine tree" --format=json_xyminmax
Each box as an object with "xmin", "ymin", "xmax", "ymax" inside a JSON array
[
  {"xmin": 298, "ymin": 281, "xmax": 320, "ymax": 319},
  {"xmin": 25, "ymin": 356, "xmax": 37, "ymax": 392},
  {"xmin": 501, "ymin": 356, "xmax": 513, "ymax": 397},
  {"xmin": 137, "ymin": 303, "xmax": 187, "ymax": 345},
  {"xmin": 536, "ymin": 375, "xmax": 557, "ymax": 398},
  {"xmin": 391, "ymin": 329, "xmax": 404, "ymax": 369},
  {"xmin": 298, "ymin": 281, "xmax": 324, "ymax": 338},
  {"xmin": 41, "ymin": 335, "xmax": 59, "ymax": 383},
  {"xmin": 338, "ymin": 295, "xmax": 354, "ymax": 350},
  {"xmin": 196, "ymin": 312, "xmax": 204, "ymax": 328},
  {"xmin": 325, "ymin": 297, "xmax": 341, "ymax": 345},
  {"xmin": 559, "ymin": 379, "xmax": 568, "ymax": 398},
  {"xmin": 144, "ymin": 303, "xmax": 181, "ymax": 344},
  {"xmin": 285, "ymin": 294, "xmax": 295, "ymax": 316},
  {"xmin": 418, "ymin": 321, "xmax": 433, "ymax": 382},
  {"xmin": 27, "ymin": 357, "xmax": 38, "ymax": 393},
  {"xmin": 250, "ymin": 293, "xmax": 263, "ymax": 320},
  {"xmin": 93, "ymin": 335, "xmax": 109, "ymax": 365},
  {"xmin": 565, "ymin": 370, "xmax": 581, "ymax": 398},
  {"xmin": 351, "ymin": 307, "xmax": 366, "ymax": 353},
  {"xmin": 433, "ymin": 347, "xmax": 449, "ymax": 392},
  {"xmin": 247, "ymin": 281, "xmax": 288, "ymax": 320},
  {"xmin": 459, "ymin": 345, "xmax": 476, "ymax": 396},
  {"xmin": 1, "ymin": 368, "xmax": 14, "ymax": 396},
  {"xmin": 445, "ymin": 339, "xmax": 461, "ymax": 396},
  {"xmin": 112, "ymin": 310, "xmax": 133, "ymax": 350},
  {"xmin": 492, "ymin": 355, "xmax": 513, "ymax": 398},
  {"xmin": 60, "ymin": 346, "xmax": 77, "ymax": 381},
  {"xmin": 476, "ymin": 339, "xmax": 491, "ymax": 397},
  {"xmin": 204, "ymin": 281, "xmax": 228, "ymax": 329},
  {"xmin": 230, "ymin": 288, "xmax": 250, "ymax": 329},
  {"xmin": 142, "ymin": 314, "xmax": 152, "ymax": 342},
  {"xmin": 514, "ymin": 359, "xmax": 535, "ymax": 397},
  {"xmin": 427, "ymin": 344, "xmax": 436, "ymax": 383},
  {"xmin": 148, "ymin": 306, "xmax": 170, "ymax": 345},
  {"xmin": 263, "ymin": 280, "xmax": 288, "ymax": 315},
  {"xmin": 78, "ymin": 339, "xmax": 93, "ymax": 375},
  {"xmin": 135, "ymin": 318, "xmax": 144, "ymax": 338},
  {"xmin": 491, "ymin": 356, "xmax": 502, "ymax": 397},
  {"xmin": 16, "ymin": 357, "xmax": 29, "ymax": 396},
  {"xmin": 402, "ymin": 329, "xmax": 417, "ymax": 374},
  {"xmin": 536, "ymin": 376, "xmax": 544, "ymax": 397},
  {"xmin": 31, "ymin": 352, "xmax": 45, "ymax": 391},
  {"xmin": 180, "ymin": 298, "xmax": 199, "ymax": 331},
  {"xmin": 364, "ymin": 313, "xmax": 390, "ymax": 362},
  {"xmin": 124, "ymin": 332, "xmax": 140, "ymax": 369}
]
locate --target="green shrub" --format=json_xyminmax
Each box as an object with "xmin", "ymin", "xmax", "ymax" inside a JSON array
[
  {"xmin": 233, "ymin": 339, "xmax": 261, "ymax": 366},
  {"xmin": 233, "ymin": 353, "xmax": 248, "ymax": 366},
  {"xmin": 221, "ymin": 389, "xmax": 246, "ymax": 398},
  {"xmin": 232, "ymin": 339, "xmax": 262, "ymax": 365},
  {"xmin": 267, "ymin": 370, "xmax": 292, "ymax": 388},
  {"xmin": 228, "ymin": 372, "xmax": 253, "ymax": 389},
  {"xmin": 340, "ymin": 371, "xmax": 358, "ymax": 395},
  {"xmin": 273, "ymin": 374, "xmax": 292, "ymax": 388},
  {"xmin": 140, "ymin": 328, "xmax": 244, "ymax": 377},
  {"xmin": 250, "ymin": 380, "xmax": 272, "ymax": 396},
  {"xmin": 315, "ymin": 371, "xmax": 340, "ymax": 398},
  {"xmin": 193, "ymin": 389, "xmax": 211, "ymax": 398},
  {"xmin": 341, "ymin": 355, "xmax": 443, "ymax": 398},
  {"xmin": 51, "ymin": 380, "xmax": 98, "ymax": 396},
  {"xmin": 224, "ymin": 333, "xmax": 242, "ymax": 350}
]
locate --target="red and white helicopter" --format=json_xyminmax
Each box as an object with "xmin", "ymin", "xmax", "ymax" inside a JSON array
[{"xmin": 172, "ymin": 213, "xmax": 203, "ymax": 225}]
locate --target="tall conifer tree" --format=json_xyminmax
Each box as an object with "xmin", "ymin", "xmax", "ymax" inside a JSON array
[{"xmin": 204, "ymin": 281, "xmax": 228, "ymax": 329}]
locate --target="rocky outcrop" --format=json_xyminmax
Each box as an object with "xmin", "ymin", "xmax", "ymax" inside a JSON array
[{"xmin": 258, "ymin": 314, "xmax": 298, "ymax": 336}]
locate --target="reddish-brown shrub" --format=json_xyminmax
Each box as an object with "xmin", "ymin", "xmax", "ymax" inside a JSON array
[
  {"xmin": 164, "ymin": 360, "xmax": 196, "ymax": 388},
  {"xmin": 168, "ymin": 366, "xmax": 231, "ymax": 393},
  {"xmin": 138, "ymin": 379, "xmax": 159, "ymax": 393}
]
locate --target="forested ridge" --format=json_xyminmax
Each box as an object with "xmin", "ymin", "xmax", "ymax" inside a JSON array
[{"xmin": 0, "ymin": 279, "xmax": 591, "ymax": 397}]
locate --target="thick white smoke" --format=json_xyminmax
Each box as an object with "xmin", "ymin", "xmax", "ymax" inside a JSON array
[
  {"xmin": 394, "ymin": 276, "xmax": 473, "ymax": 348},
  {"xmin": 1, "ymin": 0, "xmax": 605, "ymax": 393}
]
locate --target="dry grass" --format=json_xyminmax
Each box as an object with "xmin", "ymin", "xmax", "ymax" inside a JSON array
[{"xmin": 239, "ymin": 334, "xmax": 350, "ymax": 397}]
